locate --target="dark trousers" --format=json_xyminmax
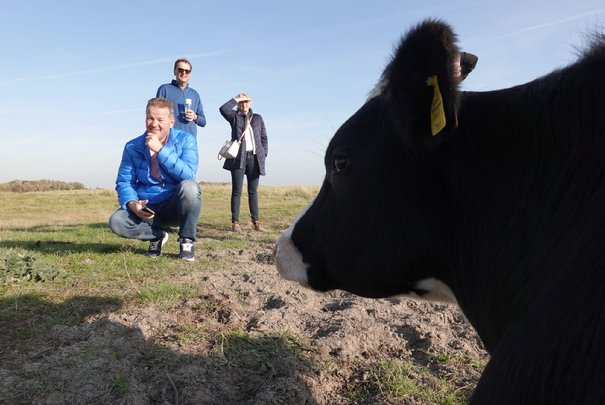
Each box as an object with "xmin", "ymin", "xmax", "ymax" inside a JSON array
[
  {"xmin": 108, "ymin": 180, "xmax": 201, "ymax": 242},
  {"xmin": 230, "ymin": 152, "xmax": 260, "ymax": 223}
]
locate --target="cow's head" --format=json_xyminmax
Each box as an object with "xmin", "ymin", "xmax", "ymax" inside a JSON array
[{"xmin": 275, "ymin": 20, "xmax": 463, "ymax": 301}]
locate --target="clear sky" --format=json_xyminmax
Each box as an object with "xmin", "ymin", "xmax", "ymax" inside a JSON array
[{"xmin": 1, "ymin": 1, "xmax": 604, "ymax": 189}]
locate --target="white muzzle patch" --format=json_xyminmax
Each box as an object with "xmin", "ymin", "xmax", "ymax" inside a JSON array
[
  {"xmin": 411, "ymin": 277, "xmax": 457, "ymax": 304},
  {"xmin": 274, "ymin": 224, "xmax": 308, "ymax": 284},
  {"xmin": 274, "ymin": 202, "xmax": 313, "ymax": 285}
]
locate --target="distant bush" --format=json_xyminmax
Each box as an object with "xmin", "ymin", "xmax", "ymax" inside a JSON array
[
  {"xmin": 200, "ymin": 181, "xmax": 231, "ymax": 186},
  {"xmin": 0, "ymin": 179, "xmax": 87, "ymax": 192}
]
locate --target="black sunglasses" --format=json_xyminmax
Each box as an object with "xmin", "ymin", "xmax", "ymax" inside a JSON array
[{"xmin": 177, "ymin": 68, "xmax": 191, "ymax": 74}]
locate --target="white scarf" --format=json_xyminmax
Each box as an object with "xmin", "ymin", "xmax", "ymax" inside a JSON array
[{"xmin": 243, "ymin": 119, "xmax": 255, "ymax": 153}]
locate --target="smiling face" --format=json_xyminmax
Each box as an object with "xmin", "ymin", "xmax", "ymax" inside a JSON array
[
  {"xmin": 174, "ymin": 61, "xmax": 192, "ymax": 87},
  {"xmin": 145, "ymin": 104, "xmax": 174, "ymax": 142}
]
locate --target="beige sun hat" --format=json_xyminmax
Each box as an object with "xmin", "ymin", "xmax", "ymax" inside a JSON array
[{"xmin": 235, "ymin": 92, "xmax": 252, "ymax": 102}]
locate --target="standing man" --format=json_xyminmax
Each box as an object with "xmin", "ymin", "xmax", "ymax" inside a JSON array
[
  {"xmin": 108, "ymin": 97, "xmax": 201, "ymax": 261},
  {"xmin": 156, "ymin": 58, "xmax": 206, "ymax": 138}
]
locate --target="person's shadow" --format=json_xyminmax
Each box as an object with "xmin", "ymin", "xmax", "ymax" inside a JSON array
[
  {"xmin": 0, "ymin": 223, "xmax": 125, "ymax": 255},
  {"xmin": 0, "ymin": 294, "xmax": 317, "ymax": 404}
]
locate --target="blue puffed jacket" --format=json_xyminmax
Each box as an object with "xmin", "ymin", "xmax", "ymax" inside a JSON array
[
  {"xmin": 219, "ymin": 99, "xmax": 268, "ymax": 175},
  {"xmin": 115, "ymin": 128, "xmax": 198, "ymax": 209}
]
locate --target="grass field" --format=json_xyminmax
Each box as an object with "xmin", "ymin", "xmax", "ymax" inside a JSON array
[{"xmin": 0, "ymin": 184, "xmax": 318, "ymax": 304}]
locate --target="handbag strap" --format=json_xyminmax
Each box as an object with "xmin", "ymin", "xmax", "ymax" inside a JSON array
[{"xmin": 237, "ymin": 116, "xmax": 251, "ymax": 142}]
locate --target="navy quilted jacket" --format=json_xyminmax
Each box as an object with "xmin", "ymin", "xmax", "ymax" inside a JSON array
[{"xmin": 219, "ymin": 99, "xmax": 268, "ymax": 175}]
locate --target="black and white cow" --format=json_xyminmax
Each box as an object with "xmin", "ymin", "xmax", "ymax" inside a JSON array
[{"xmin": 274, "ymin": 19, "xmax": 605, "ymax": 404}]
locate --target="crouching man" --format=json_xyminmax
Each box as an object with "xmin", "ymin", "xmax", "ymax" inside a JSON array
[{"xmin": 108, "ymin": 97, "xmax": 201, "ymax": 261}]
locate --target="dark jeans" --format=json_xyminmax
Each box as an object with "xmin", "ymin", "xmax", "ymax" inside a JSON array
[
  {"xmin": 231, "ymin": 152, "xmax": 260, "ymax": 223},
  {"xmin": 108, "ymin": 180, "xmax": 201, "ymax": 242}
]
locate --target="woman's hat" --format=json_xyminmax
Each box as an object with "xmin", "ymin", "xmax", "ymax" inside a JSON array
[{"xmin": 235, "ymin": 92, "xmax": 252, "ymax": 102}]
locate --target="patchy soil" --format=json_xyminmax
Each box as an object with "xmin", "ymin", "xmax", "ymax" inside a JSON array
[{"xmin": 0, "ymin": 236, "xmax": 488, "ymax": 404}]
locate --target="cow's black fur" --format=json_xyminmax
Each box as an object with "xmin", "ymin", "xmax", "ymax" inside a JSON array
[{"xmin": 278, "ymin": 19, "xmax": 605, "ymax": 403}]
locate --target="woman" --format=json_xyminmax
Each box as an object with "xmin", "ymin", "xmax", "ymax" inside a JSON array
[{"xmin": 219, "ymin": 92, "xmax": 268, "ymax": 232}]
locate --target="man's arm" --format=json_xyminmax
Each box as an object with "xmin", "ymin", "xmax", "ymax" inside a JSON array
[
  {"xmin": 115, "ymin": 146, "xmax": 140, "ymax": 209},
  {"xmin": 194, "ymin": 95, "xmax": 206, "ymax": 127},
  {"xmin": 156, "ymin": 132, "xmax": 199, "ymax": 181}
]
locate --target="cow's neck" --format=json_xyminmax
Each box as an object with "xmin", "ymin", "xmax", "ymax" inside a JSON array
[{"xmin": 444, "ymin": 83, "xmax": 605, "ymax": 350}]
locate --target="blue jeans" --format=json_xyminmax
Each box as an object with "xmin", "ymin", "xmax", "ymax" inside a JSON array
[
  {"xmin": 231, "ymin": 152, "xmax": 260, "ymax": 223},
  {"xmin": 108, "ymin": 180, "xmax": 201, "ymax": 242}
]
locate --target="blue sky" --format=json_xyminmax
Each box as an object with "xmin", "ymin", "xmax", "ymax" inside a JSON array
[{"xmin": 1, "ymin": 1, "xmax": 604, "ymax": 189}]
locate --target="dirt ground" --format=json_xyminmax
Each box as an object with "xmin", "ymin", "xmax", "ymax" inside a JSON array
[{"xmin": 0, "ymin": 239, "xmax": 488, "ymax": 404}]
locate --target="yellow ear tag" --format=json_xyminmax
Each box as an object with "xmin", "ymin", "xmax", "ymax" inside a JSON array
[{"xmin": 426, "ymin": 75, "xmax": 446, "ymax": 136}]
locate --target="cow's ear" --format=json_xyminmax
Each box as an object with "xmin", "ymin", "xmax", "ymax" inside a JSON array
[{"xmin": 381, "ymin": 19, "xmax": 461, "ymax": 147}]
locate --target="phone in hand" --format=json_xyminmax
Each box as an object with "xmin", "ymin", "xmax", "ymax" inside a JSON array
[{"xmin": 141, "ymin": 206, "xmax": 155, "ymax": 215}]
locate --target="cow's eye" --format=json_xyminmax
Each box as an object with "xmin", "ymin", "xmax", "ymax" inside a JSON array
[{"xmin": 333, "ymin": 157, "xmax": 348, "ymax": 173}]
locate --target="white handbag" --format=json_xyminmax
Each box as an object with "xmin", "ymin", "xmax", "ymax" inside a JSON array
[
  {"xmin": 218, "ymin": 139, "xmax": 241, "ymax": 160},
  {"xmin": 218, "ymin": 117, "xmax": 250, "ymax": 160}
]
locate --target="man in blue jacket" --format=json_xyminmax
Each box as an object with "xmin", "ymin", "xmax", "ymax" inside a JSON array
[
  {"xmin": 108, "ymin": 97, "xmax": 201, "ymax": 261},
  {"xmin": 156, "ymin": 58, "xmax": 206, "ymax": 138}
]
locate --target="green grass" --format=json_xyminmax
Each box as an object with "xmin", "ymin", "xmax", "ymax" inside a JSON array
[
  {"xmin": 0, "ymin": 184, "xmax": 317, "ymax": 347},
  {"xmin": 375, "ymin": 359, "xmax": 470, "ymax": 404},
  {"xmin": 0, "ymin": 184, "xmax": 316, "ymax": 303},
  {"xmin": 111, "ymin": 373, "xmax": 129, "ymax": 394},
  {"xmin": 344, "ymin": 358, "xmax": 473, "ymax": 405},
  {"xmin": 175, "ymin": 323, "xmax": 208, "ymax": 345},
  {"xmin": 219, "ymin": 329, "xmax": 307, "ymax": 366}
]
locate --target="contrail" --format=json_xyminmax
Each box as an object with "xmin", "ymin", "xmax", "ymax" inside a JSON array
[
  {"xmin": 0, "ymin": 47, "xmax": 255, "ymax": 87},
  {"xmin": 488, "ymin": 8, "xmax": 605, "ymax": 41},
  {"xmin": 79, "ymin": 108, "xmax": 141, "ymax": 116}
]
